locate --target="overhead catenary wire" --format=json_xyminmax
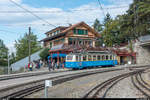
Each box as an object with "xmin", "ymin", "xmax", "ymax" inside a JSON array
[
  {"xmin": 0, "ymin": 5, "xmax": 129, "ymax": 13},
  {"xmin": 9, "ymin": 0, "xmax": 56, "ymax": 28},
  {"xmin": 97, "ymin": 0, "xmax": 106, "ymax": 17}
]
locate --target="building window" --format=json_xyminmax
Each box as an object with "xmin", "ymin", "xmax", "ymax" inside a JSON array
[
  {"xmin": 73, "ymin": 29, "xmax": 88, "ymax": 35},
  {"xmin": 68, "ymin": 38, "xmax": 72, "ymax": 45},
  {"xmin": 85, "ymin": 30, "xmax": 88, "ymax": 35},
  {"xmin": 50, "ymin": 42, "xmax": 52, "ymax": 48},
  {"xmin": 73, "ymin": 29, "xmax": 76, "ymax": 34}
]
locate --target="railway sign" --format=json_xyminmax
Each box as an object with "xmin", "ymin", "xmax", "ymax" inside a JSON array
[
  {"xmin": 45, "ymin": 80, "xmax": 52, "ymax": 87},
  {"xmin": 45, "ymin": 80, "xmax": 52, "ymax": 98}
]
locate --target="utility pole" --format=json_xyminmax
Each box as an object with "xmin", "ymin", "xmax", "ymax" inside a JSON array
[
  {"xmin": 8, "ymin": 53, "xmax": 10, "ymax": 75},
  {"xmin": 134, "ymin": 4, "xmax": 138, "ymax": 38},
  {"xmin": 28, "ymin": 27, "xmax": 31, "ymax": 64}
]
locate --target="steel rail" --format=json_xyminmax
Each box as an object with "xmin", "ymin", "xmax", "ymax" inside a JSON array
[
  {"xmin": 0, "ymin": 70, "xmax": 71, "ymax": 81},
  {"xmin": 131, "ymin": 71, "xmax": 150, "ymax": 98},
  {"xmin": 0, "ymin": 68, "xmax": 123, "ymax": 99},
  {"xmin": 0, "ymin": 65, "xmax": 149, "ymax": 81},
  {"xmin": 83, "ymin": 68, "xmax": 146, "ymax": 98}
]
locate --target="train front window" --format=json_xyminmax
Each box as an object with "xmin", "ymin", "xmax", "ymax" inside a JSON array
[{"xmin": 67, "ymin": 55, "xmax": 73, "ymax": 60}]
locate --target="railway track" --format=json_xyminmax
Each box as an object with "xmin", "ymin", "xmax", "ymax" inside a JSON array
[
  {"xmin": 0, "ymin": 64, "xmax": 148, "ymax": 81},
  {"xmin": 131, "ymin": 70, "xmax": 150, "ymax": 98},
  {"xmin": 83, "ymin": 68, "xmax": 148, "ymax": 98},
  {"xmin": 0, "ymin": 68, "xmax": 123, "ymax": 99},
  {"xmin": 0, "ymin": 69, "xmax": 71, "ymax": 81}
]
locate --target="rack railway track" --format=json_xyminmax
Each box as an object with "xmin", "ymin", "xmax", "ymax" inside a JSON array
[
  {"xmin": 0, "ymin": 68, "xmax": 123, "ymax": 99},
  {"xmin": 131, "ymin": 69, "xmax": 150, "ymax": 98},
  {"xmin": 83, "ymin": 67, "xmax": 149, "ymax": 98}
]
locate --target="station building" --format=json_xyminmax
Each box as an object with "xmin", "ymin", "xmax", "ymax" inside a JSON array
[
  {"xmin": 41, "ymin": 21, "xmax": 101, "ymax": 66},
  {"xmin": 41, "ymin": 21, "xmax": 137, "ymax": 66}
]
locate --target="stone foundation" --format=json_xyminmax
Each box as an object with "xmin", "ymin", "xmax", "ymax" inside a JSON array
[{"xmin": 134, "ymin": 41, "xmax": 150, "ymax": 65}]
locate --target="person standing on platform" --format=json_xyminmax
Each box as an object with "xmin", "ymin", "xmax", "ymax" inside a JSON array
[
  {"xmin": 51, "ymin": 60, "xmax": 54, "ymax": 70},
  {"xmin": 48, "ymin": 59, "xmax": 51, "ymax": 71},
  {"xmin": 28, "ymin": 62, "xmax": 33, "ymax": 71}
]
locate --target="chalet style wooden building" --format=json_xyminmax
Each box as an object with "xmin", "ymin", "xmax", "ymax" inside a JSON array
[
  {"xmin": 42, "ymin": 21, "xmax": 100, "ymax": 48},
  {"xmin": 41, "ymin": 21, "xmax": 100, "ymax": 66},
  {"xmin": 41, "ymin": 21, "xmax": 136, "ymax": 67}
]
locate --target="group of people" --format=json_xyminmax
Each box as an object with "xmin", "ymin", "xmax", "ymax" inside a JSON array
[
  {"xmin": 25, "ymin": 58, "xmax": 65, "ymax": 72},
  {"xmin": 26, "ymin": 60, "xmax": 43, "ymax": 71},
  {"xmin": 47, "ymin": 59, "xmax": 65, "ymax": 71}
]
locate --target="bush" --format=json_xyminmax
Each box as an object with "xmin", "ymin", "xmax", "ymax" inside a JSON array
[
  {"xmin": 39, "ymin": 48, "xmax": 49, "ymax": 60},
  {"xmin": 0, "ymin": 59, "xmax": 7, "ymax": 66}
]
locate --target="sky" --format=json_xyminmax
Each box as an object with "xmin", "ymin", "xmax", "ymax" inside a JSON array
[{"xmin": 0, "ymin": 0, "xmax": 133, "ymax": 54}]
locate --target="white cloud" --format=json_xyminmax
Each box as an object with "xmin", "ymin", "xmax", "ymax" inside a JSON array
[
  {"xmin": 1, "ymin": 0, "xmax": 133, "ymax": 53},
  {"xmin": 6, "ymin": 41, "xmax": 16, "ymax": 54}
]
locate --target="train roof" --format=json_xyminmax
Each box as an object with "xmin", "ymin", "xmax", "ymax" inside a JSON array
[{"xmin": 68, "ymin": 50, "xmax": 115, "ymax": 55}]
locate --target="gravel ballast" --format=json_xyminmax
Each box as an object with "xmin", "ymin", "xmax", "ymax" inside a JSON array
[{"xmin": 26, "ymin": 69, "xmax": 131, "ymax": 98}]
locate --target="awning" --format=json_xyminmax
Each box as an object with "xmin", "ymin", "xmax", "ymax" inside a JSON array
[
  {"xmin": 50, "ymin": 44, "xmax": 64, "ymax": 50},
  {"xmin": 48, "ymin": 53, "xmax": 67, "ymax": 59}
]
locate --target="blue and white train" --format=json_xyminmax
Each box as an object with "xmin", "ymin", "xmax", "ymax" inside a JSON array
[{"xmin": 65, "ymin": 51, "xmax": 118, "ymax": 69}]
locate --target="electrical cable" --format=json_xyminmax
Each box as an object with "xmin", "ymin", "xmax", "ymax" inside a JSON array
[
  {"xmin": 0, "ymin": 6, "xmax": 129, "ymax": 13},
  {"xmin": 9, "ymin": 0, "xmax": 56, "ymax": 27}
]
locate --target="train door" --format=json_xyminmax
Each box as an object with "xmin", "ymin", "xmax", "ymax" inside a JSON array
[{"xmin": 78, "ymin": 54, "xmax": 82, "ymax": 69}]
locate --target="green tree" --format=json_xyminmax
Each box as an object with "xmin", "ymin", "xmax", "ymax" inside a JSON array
[
  {"xmin": 0, "ymin": 39, "xmax": 8, "ymax": 66},
  {"xmin": 39, "ymin": 48, "xmax": 49, "ymax": 60},
  {"xmin": 15, "ymin": 33, "xmax": 41, "ymax": 61},
  {"xmin": 104, "ymin": 13, "xmax": 112, "ymax": 26},
  {"xmin": 93, "ymin": 19, "xmax": 104, "ymax": 47},
  {"xmin": 93, "ymin": 18, "xmax": 103, "ymax": 33},
  {"xmin": 122, "ymin": 0, "xmax": 150, "ymax": 38}
]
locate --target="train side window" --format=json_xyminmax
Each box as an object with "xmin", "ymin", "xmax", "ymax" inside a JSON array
[
  {"xmin": 97, "ymin": 55, "xmax": 101, "ymax": 60},
  {"xmin": 93, "ymin": 55, "xmax": 96, "ymax": 61},
  {"xmin": 88, "ymin": 55, "xmax": 92, "ymax": 61},
  {"xmin": 110, "ymin": 55, "xmax": 112, "ymax": 60},
  {"xmin": 102, "ymin": 55, "xmax": 104, "ymax": 60},
  {"xmin": 83, "ymin": 55, "xmax": 87, "ymax": 61},
  {"xmin": 67, "ymin": 55, "xmax": 73, "ymax": 60},
  {"xmin": 76, "ymin": 56, "xmax": 79, "ymax": 61},
  {"xmin": 106, "ymin": 55, "xmax": 108, "ymax": 60}
]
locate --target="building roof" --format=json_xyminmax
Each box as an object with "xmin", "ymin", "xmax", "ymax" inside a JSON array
[
  {"xmin": 49, "ymin": 44, "xmax": 136, "ymax": 56},
  {"xmin": 45, "ymin": 26, "xmax": 68, "ymax": 35},
  {"xmin": 41, "ymin": 21, "xmax": 101, "ymax": 42}
]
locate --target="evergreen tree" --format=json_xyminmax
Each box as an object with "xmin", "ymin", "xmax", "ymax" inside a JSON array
[
  {"xmin": 0, "ymin": 39, "xmax": 8, "ymax": 66},
  {"xmin": 15, "ymin": 32, "xmax": 41, "ymax": 61},
  {"xmin": 93, "ymin": 18, "xmax": 103, "ymax": 33},
  {"xmin": 104, "ymin": 13, "xmax": 112, "ymax": 26}
]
